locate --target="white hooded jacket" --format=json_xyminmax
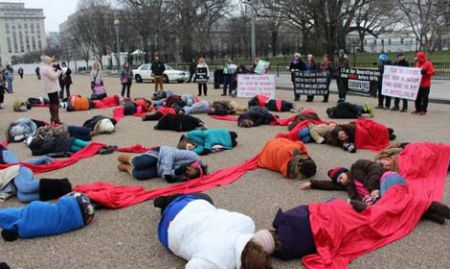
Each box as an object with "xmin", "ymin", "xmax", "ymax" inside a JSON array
[{"xmin": 168, "ymin": 200, "xmax": 255, "ymax": 269}]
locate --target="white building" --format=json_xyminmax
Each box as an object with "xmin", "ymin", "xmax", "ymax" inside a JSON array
[{"xmin": 0, "ymin": 2, "xmax": 47, "ymax": 65}]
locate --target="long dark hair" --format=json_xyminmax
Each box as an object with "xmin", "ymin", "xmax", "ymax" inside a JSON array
[{"xmin": 241, "ymin": 241, "xmax": 273, "ymax": 269}]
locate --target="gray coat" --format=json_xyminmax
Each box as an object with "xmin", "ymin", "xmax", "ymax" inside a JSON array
[{"xmin": 156, "ymin": 146, "xmax": 200, "ymax": 178}]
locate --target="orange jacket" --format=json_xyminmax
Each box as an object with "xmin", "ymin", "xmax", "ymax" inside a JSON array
[{"xmin": 257, "ymin": 138, "xmax": 309, "ymax": 177}]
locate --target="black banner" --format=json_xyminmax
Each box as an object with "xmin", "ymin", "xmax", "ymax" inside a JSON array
[
  {"xmin": 195, "ymin": 67, "xmax": 208, "ymax": 83},
  {"xmin": 340, "ymin": 68, "xmax": 380, "ymax": 97},
  {"xmin": 293, "ymin": 71, "xmax": 330, "ymax": 95}
]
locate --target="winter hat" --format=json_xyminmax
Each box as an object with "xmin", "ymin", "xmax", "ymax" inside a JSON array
[
  {"xmin": 300, "ymin": 158, "xmax": 317, "ymax": 178},
  {"xmin": 252, "ymin": 230, "xmax": 275, "ymax": 254},
  {"xmin": 67, "ymin": 192, "xmax": 95, "ymax": 225},
  {"xmin": 378, "ymin": 54, "xmax": 389, "ymax": 63},
  {"xmin": 97, "ymin": 119, "xmax": 115, "ymax": 133},
  {"xmin": 328, "ymin": 167, "xmax": 349, "ymax": 184}
]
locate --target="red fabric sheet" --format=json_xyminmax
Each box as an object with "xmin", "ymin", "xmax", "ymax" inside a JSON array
[
  {"xmin": 354, "ymin": 119, "xmax": 390, "ymax": 151},
  {"xmin": 276, "ymin": 119, "xmax": 330, "ymax": 141},
  {"xmin": 209, "ymin": 115, "xmax": 239, "ymax": 121},
  {"xmin": 92, "ymin": 95, "xmax": 120, "ymax": 109},
  {"xmin": 209, "ymin": 114, "xmax": 299, "ymax": 126},
  {"xmin": 73, "ymin": 154, "xmax": 260, "ymax": 208},
  {"xmin": 31, "ymin": 103, "xmax": 49, "ymax": 108},
  {"xmin": 0, "ymin": 143, "xmax": 155, "ymax": 173},
  {"xmin": 302, "ymin": 143, "xmax": 450, "ymax": 268},
  {"xmin": 112, "ymin": 107, "xmax": 147, "ymax": 122}
]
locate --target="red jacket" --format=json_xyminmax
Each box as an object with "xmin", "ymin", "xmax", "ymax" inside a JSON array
[{"xmin": 415, "ymin": 51, "xmax": 435, "ymax": 88}]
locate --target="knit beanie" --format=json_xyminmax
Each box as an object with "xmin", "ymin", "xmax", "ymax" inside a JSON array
[
  {"xmin": 252, "ymin": 230, "xmax": 275, "ymax": 254},
  {"xmin": 67, "ymin": 192, "xmax": 95, "ymax": 225},
  {"xmin": 328, "ymin": 167, "xmax": 349, "ymax": 184},
  {"xmin": 300, "ymin": 158, "xmax": 317, "ymax": 178}
]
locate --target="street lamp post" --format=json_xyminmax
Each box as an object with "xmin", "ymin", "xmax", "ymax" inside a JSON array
[
  {"xmin": 243, "ymin": 0, "xmax": 256, "ymax": 60},
  {"xmin": 114, "ymin": 19, "xmax": 120, "ymax": 71}
]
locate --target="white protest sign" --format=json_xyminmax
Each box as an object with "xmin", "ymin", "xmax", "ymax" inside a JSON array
[
  {"xmin": 237, "ymin": 74, "xmax": 276, "ymax": 98},
  {"xmin": 382, "ymin": 66, "xmax": 422, "ymax": 100}
]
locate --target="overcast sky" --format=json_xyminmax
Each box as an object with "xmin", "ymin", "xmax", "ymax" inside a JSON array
[{"xmin": 20, "ymin": 0, "xmax": 78, "ymax": 32}]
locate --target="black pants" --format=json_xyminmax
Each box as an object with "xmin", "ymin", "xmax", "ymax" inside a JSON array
[
  {"xmin": 153, "ymin": 193, "xmax": 214, "ymax": 215},
  {"xmin": 198, "ymin": 83, "xmax": 207, "ymax": 96},
  {"xmin": 223, "ymin": 75, "xmax": 232, "ymax": 95},
  {"xmin": 48, "ymin": 92, "xmax": 59, "ymax": 105},
  {"xmin": 394, "ymin": 98, "xmax": 408, "ymax": 110},
  {"xmin": 121, "ymin": 84, "xmax": 131, "ymax": 98},
  {"xmin": 415, "ymin": 87, "xmax": 430, "ymax": 112},
  {"xmin": 377, "ymin": 85, "xmax": 391, "ymax": 108},
  {"xmin": 142, "ymin": 112, "xmax": 163, "ymax": 121},
  {"xmin": 59, "ymin": 84, "xmax": 71, "ymax": 100},
  {"xmin": 0, "ymin": 86, "xmax": 4, "ymax": 104},
  {"xmin": 337, "ymin": 77, "xmax": 347, "ymax": 100}
]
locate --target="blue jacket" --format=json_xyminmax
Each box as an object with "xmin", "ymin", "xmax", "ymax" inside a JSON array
[
  {"xmin": 186, "ymin": 129, "xmax": 232, "ymax": 154},
  {"xmin": 157, "ymin": 146, "xmax": 200, "ymax": 178},
  {"xmin": 0, "ymin": 196, "xmax": 84, "ymax": 238}
]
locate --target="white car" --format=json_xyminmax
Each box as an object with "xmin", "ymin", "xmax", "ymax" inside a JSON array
[{"xmin": 132, "ymin": 63, "xmax": 189, "ymax": 83}]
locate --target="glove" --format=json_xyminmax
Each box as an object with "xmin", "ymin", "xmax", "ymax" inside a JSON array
[
  {"xmin": 174, "ymin": 165, "xmax": 187, "ymax": 176},
  {"xmin": 342, "ymin": 142, "xmax": 356, "ymax": 153},
  {"xmin": 421, "ymin": 69, "xmax": 426, "ymax": 75}
]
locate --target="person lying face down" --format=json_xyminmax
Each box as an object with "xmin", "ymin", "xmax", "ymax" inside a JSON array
[
  {"xmin": 154, "ymin": 114, "xmax": 206, "ymax": 132},
  {"xmin": 287, "ymin": 110, "xmax": 320, "ymax": 131},
  {"xmin": 375, "ymin": 142, "xmax": 411, "ymax": 172},
  {"xmin": 326, "ymin": 102, "xmax": 374, "ymax": 119},
  {"xmin": 177, "ymin": 129, "xmax": 238, "ymax": 155},
  {"xmin": 257, "ymin": 138, "xmax": 317, "ymax": 179},
  {"xmin": 248, "ymin": 95, "xmax": 297, "ymax": 112},
  {"xmin": 208, "ymin": 100, "xmax": 247, "ymax": 116},
  {"xmin": 238, "ymin": 107, "xmax": 276, "ymax": 128},
  {"xmin": 153, "ymin": 193, "xmax": 273, "ymax": 269},
  {"xmin": 117, "ymin": 146, "xmax": 207, "ymax": 183},
  {"xmin": 0, "ymin": 192, "xmax": 95, "ymax": 242}
]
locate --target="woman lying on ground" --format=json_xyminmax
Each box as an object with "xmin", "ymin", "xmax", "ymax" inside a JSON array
[
  {"xmin": 6, "ymin": 118, "xmax": 46, "ymax": 143},
  {"xmin": 248, "ymin": 95, "xmax": 297, "ymax": 113},
  {"xmin": 177, "ymin": 129, "xmax": 238, "ymax": 155},
  {"xmin": 153, "ymin": 193, "xmax": 273, "ymax": 269},
  {"xmin": 154, "ymin": 114, "xmax": 206, "ymax": 132},
  {"xmin": 238, "ymin": 107, "xmax": 276, "ymax": 128},
  {"xmin": 287, "ymin": 110, "xmax": 320, "ymax": 131},
  {"xmin": 117, "ymin": 146, "xmax": 207, "ymax": 183},
  {"xmin": 27, "ymin": 135, "xmax": 90, "ymax": 157},
  {"xmin": 326, "ymin": 102, "xmax": 374, "ymax": 119},
  {"xmin": 208, "ymin": 100, "xmax": 247, "ymax": 116},
  {"xmin": 0, "ymin": 192, "xmax": 94, "ymax": 241}
]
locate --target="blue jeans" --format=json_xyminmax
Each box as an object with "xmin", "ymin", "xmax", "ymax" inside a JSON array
[
  {"xmin": 298, "ymin": 128, "xmax": 312, "ymax": 143},
  {"xmin": 7, "ymin": 79, "xmax": 13, "ymax": 93},
  {"xmin": 68, "ymin": 126, "xmax": 91, "ymax": 141},
  {"xmin": 223, "ymin": 74, "xmax": 232, "ymax": 95},
  {"xmin": 13, "ymin": 167, "xmax": 40, "ymax": 203},
  {"xmin": 2, "ymin": 150, "xmax": 52, "ymax": 165},
  {"xmin": 131, "ymin": 155, "xmax": 158, "ymax": 180},
  {"xmin": 380, "ymin": 173, "xmax": 406, "ymax": 196}
]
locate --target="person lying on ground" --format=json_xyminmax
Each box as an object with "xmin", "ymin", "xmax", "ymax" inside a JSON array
[
  {"xmin": 248, "ymin": 95, "xmax": 297, "ymax": 113},
  {"xmin": 177, "ymin": 129, "xmax": 238, "ymax": 155},
  {"xmin": 180, "ymin": 100, "xmax": 211, "ymax": 115},
  {"xmin": 6, "ymin": 118, "xmax": 46, "ymax": 142},
  {"xmin": 326, "ymin": 123, "xmax": 396, "ymax": 153},
  {"xmin": 257, "ymin": 138, "xmax": 317, "ymax": 179},
  {"xmin": 0, "ymin": 192, "xmax": 94, "ymax": 241},
  {"xmin": 153, "ymin": 193, "xmax": 273, "ymax": 269},
  {"xmin": 34, "ymin": 125, "xmax": 96, "ymax": 142},
  {"xmin": 142, "ymin": 106, "xmax": 177, "ymax": 121},
  {"xmin": 117, "ymin": 146, "xmax": 207, "ymax": 183},
  {"xmin": 154, "ymin": 114, "xmax": 206, "ymax": 132},
  {"xmin": 287, "ymin": 110, "xmax": 321, "ymax": 131},
  {"xmin": 27, "ymin": 135, "xmax": 90, "ymax": 156},
  {"xmin": 208, "ymin": 100, "xmax": 247, "ymax": 116},
  {"xmin": 297, "ymin": 122, "xmax": 337, "ymax": 144},
  {"xmin": 326, "ymin": 102, "xmax": 374, "ymax": 119},
  {"xmin": 82, "ymin": 115, "xmax": 117, "ymax": 135},
  {"xmin": 1, "ymin": 144, "xmax": 53, "ymax": 166},
  {"xmin": 238, "ymin": 107, "xmax": 276, "ymax": 128}
]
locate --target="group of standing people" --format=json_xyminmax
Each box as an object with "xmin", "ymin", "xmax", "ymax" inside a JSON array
[{"xmin": 0, "ymin": 64, "xmax": 15, "ymax": 108}]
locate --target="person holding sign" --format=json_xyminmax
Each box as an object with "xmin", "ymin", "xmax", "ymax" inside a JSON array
[
  {"xmin": 336, "ymin": 49, "xmax": 350, "ymax": 103},
  {"xmin": 376, "ymin": 54, "xmax": 392, "ymax": 110},
  {"xmin": 290, "ymin": 53, "xmax": 305, "ymax": 101},
  {"xmin": 222, "ymin": 57, "xmax": 237, "ymax": 96},
  {"xmin": 195, "ymin": 57, "xmax": 209, "ymax": 96},
  {"xmin": 304, "ymin": 54, "xmax": 319, "ymax": 102},
  {"xmin": 320, "ymin": 55, "xmax": 333, "ymax": 103},
  {"xmin": 413, "ymin": 51, "xmax": 435, "ymax": 115},
  {"xmin": 392, "ymin": 53, "xmax": 410, "ymax": 112}
]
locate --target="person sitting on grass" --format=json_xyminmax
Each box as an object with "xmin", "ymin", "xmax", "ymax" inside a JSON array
[
  {"xmin": 0, "ymin": 192, "xmax": 94, "ymax": 241},
  {"xmin": 257, "ymin": 138, "xmax": 317, "ymax": 179},
  {"xmin": 153, "ymin": 193, "xmax": 273, "ymax": 269},
  {"xmin": 117, "ymin": 146, "xmax": 207, "ymax": 183},
  {"xmin": 326, "ymin": 102, "xmax": 374, "ymax": 119},
  {"xmin": 177, "ymin": 129, "xmax": 238, "ymax": 155}
]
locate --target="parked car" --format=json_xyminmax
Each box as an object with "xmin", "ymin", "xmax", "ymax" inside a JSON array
[{"xmin": 132, "ymin": 63, "xmax": 189, "ymax": 83}]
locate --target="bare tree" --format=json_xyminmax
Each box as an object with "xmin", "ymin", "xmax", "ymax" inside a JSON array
[{"xmin": 259, "ymin": 0, "xmax": 287, "ymax": 56}]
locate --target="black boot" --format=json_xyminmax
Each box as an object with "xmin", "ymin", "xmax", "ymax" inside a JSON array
[
  {"xmin": 1, "ymin": 230, "xmax": 19, "ymax": 242},
  {"xmin": 428, "ymin": 201, "xmax": 450, "ymax": 219},
  {"xmin": 422, "ymin": 211, "xmax": 446, "ymax": 224},
  {"xmin": 39, "ymin": 178, "xmax": 72, "ymax": 201}
]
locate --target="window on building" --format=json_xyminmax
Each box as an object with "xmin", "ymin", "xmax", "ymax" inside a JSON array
[
  {"xmin": 30, "ymin": 24, "xmax": 34, "ymax": 33},
  {"xmin": 32, "ymin": 36, "xmax": 36, "ymax": 50},
  {"xmin": 400, "ymin": 38, "xmax": 404, "ymax": 44},
  {"xmin": 38, "ymin": 40, "xmax": 42, "ymax": 51},
  {"xmin": 7, "ymin": 37, "xmax": 12, "ymax": 53},
  {"xmin": 388, "ymin": 39, "xmax": 392, "ymax": 45},
  {"xmin": 374, "ymin": 39, "xmax": 377, "ymax": 45},
  {"xmin": 12, "ymin": 32, "xmax": 18, "ymax": 53}
]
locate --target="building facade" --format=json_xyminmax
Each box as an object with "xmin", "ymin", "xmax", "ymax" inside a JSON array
[{"xmin": 0, "ymin": 2, "xmax": 47, "ymax": 65}]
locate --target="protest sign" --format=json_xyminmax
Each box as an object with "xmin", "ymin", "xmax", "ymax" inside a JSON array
[
  {"xmin": 237, "ymin": 74, "xmax": 275, "ymax": 98},
  {"xmin": 254, "ymin": 60, "xmax": 270, "ymax": 74},
  {"xmin": 381, "ymin": 66, "xmax": 422, "ymax": 100},
  {"xmin": 341, "ymin": 68, "xmax": 380, "ymax": 97},
  {"xmin": 293, "ymin": 71, "xmax": 330, "ymax": 95},
  {"xmin": 195, "ymin": 67, "xmax": 208, "ymax": 83}
]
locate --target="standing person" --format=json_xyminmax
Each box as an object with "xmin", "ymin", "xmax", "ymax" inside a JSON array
[
  {"xmin": 222, "ymin": 57, "xmax": 237, "ymax": 96},
  {"xmin": 40, "ymin": 55, "xmax": 62, "ymax": 124},
  {"xmin": 320, "ymin": 54, "xmax": 333, "ymax": 103},
  {"xmin": 305, "ymin": 54, "xmax": 318, "ymax": 102},
  {"xmin": 59, "ymin": 62, "xmax": 72, "ymax": 100},
  {"xmin": 151, "ymin": 53, "xmax": 165, "ymax": 93},
  {"xmin": 187, "ymin": 59, "xmax": 196, "ymax": 83},
  {"xmin": 336, "ymin": 49, "xmax": 350, "ymax": 103},
  {"xmin": 0, "ymin": 65, "xmax": 5, "ymax": 109},
  {"xmin": 4, "ymin": 65, "xmax": 14, "ymax": 94},
  {"xmin": 18, "ymin": 67, "xmax": 24, "ymax": 79},
  {"xmin": 413, "ymin": 51, "xmax": 435, "ymax": 115},
  {"xmin": 392, "ymin": 52, "xmax": 410, "ymax": 112},
  {"xmin": 376, "ymin": 54, "xmax": 392, "ymax": 109},
  {"xmin": 196, "ymin": 57, "xmax": 209, "ymax": 96},
  {"xmin": 35, "ymin": 66, "xmax": 41, "ymax": 80},
  {"xmin": 290, "ymin": 53, "xmax": 305, "ymax": 101},
  {"xmin": 90, "ymin": 61, "xmax": 106, "ymax": 99},
  {"xmin": 120, "ymin": 62, "xmax": 133, "ymax": 98}
]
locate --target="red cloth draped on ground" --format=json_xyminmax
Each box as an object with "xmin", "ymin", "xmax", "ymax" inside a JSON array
[
  {"xmin": 31, "ymin": 103, "xmax": 49, "ymax": 108},
  {"xmin": 302, "ymin": 143, "xmax": 450, "ymax": 269},
  {"xmin": 157, "ymin": 107, "xmax": 177, "ymax": 116},
  {"xmin": 73, "ymin": 154, "xmax": 261, "ymax": 209},
  {"xmin": 112, "ymin": 107, "xmax": 148, "ymax": 122},
  {"xmin": 276, "ymin": 119, "xmax": 330, "ymax": 141},
  {"xmin": 92, "ymin": 95, "xmax": 120, "ymax": 109},
  {"xmin": 1, "ymin": 140, "xmax": 9, "ymax": 148},
  {"xmin": 0, "ymin": 143, "xmax": 155, "ymax": 173},
  {"xmin": 209, "ymin": 114, "xmax": 298, "ymax": 126},
  {"xmin": 209, "ymin": 115, "xmax": 239, "ymax": 121},
  {"xmin": 354, "ymin": 119, "xmax": 390, "ymax": 151}
]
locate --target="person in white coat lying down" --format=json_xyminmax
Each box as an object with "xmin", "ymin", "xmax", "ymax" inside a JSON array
[{"xmin": 154, "ymin": 193, "xmax": 274, "ymax": 269}]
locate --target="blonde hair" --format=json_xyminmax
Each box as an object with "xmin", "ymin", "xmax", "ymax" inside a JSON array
[
  {"xmin": 197, "ymin": 57, "xmax": 206, "ymax": 65},
  {"xmin": 93, "ymin": 61, "xmax": 101, "ymax": 70}
]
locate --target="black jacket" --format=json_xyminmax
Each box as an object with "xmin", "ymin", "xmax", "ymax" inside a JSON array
[
  {"xmin": 327, "ymin": 102, "xmax": 362, "ymax": 119},
  {"xmin": 29, "ymin": 137, "xmax": 75, "ymax": 156},
  {"xmin": 151, "ymin": 61, "xmax": 166, "ymax": 76},
  {"xmin": 154, "ymin": 114, "xmax": 204, "ymax": 132},
  {"xmin": 394, "ymin": 59, "xmax": 410, "ymax": 67},
  {"xmin": 238, "ymin": 107, "xmax": 275, "ymax": 127}
]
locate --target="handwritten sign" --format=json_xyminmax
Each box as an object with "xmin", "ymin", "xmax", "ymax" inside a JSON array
[
  {"xmin": 382, "ymin": 66, "xmax": 422, "ymax": 100},
  {"xmin": 237, "ymin": 74, "xmax": 275, "ymax": 98},
  {"xmin": 294, "ymin": 71, "xmax": 330, "ymax": 95}
]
